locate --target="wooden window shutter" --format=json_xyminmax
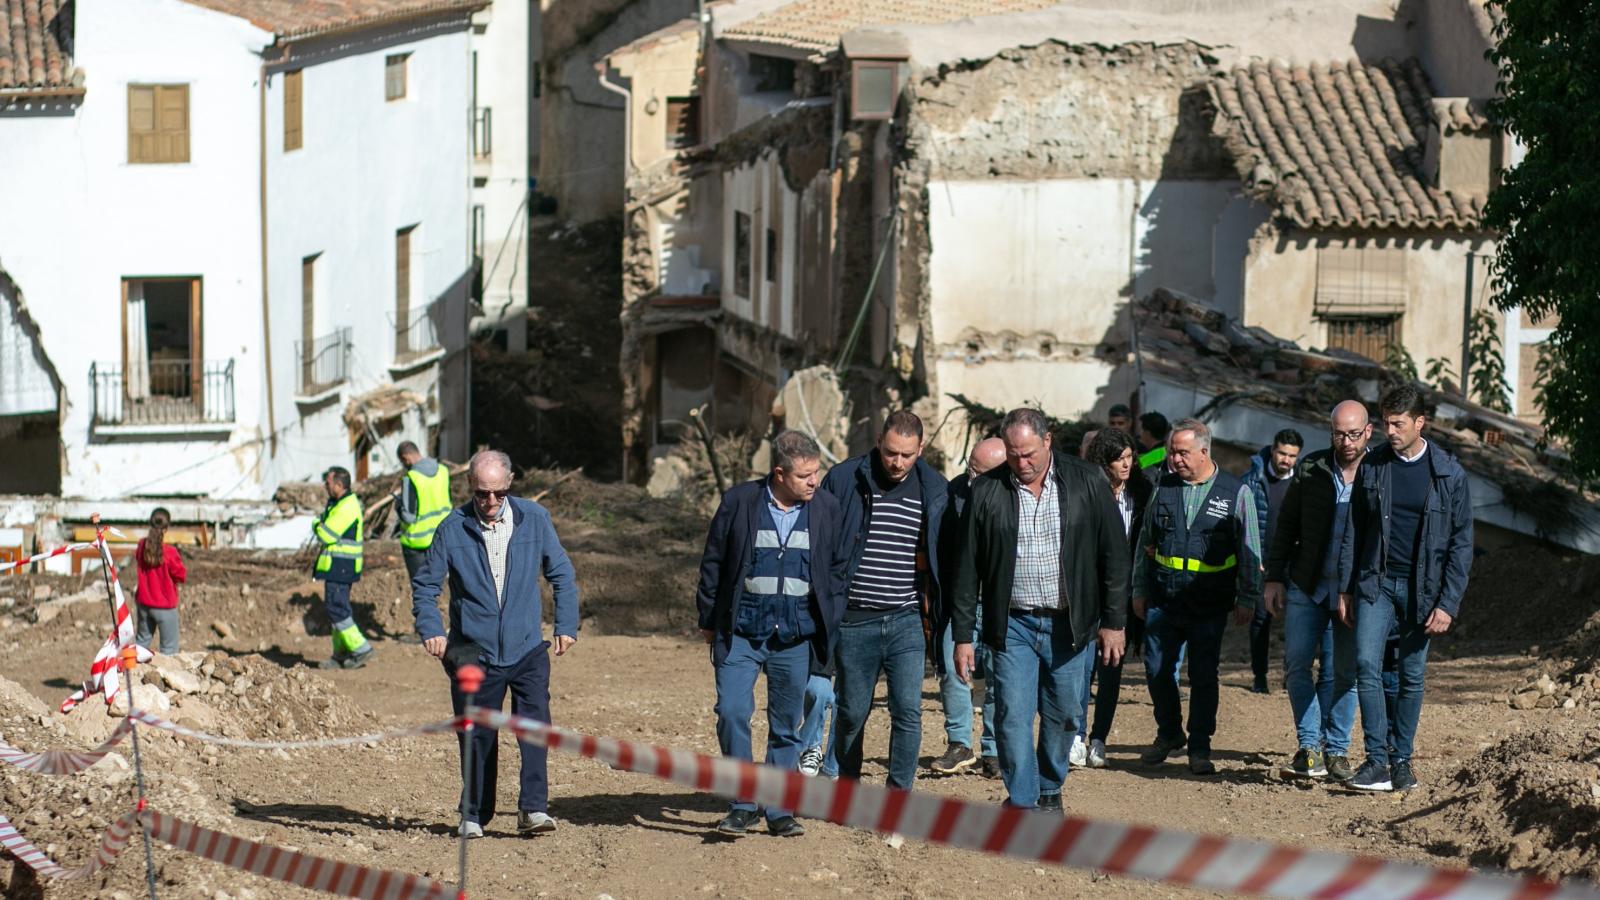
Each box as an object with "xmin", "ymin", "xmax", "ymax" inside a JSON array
[
  {"xmin": 385, "ymin": 54, "xmax": 408, "ymax": 101},
  {"xmin": 284, "ymin": 70, "xmax": 303, "ymax": 151},
  {"xmin": 128, "ymin": 85, "xmax": 155, "ymax": 163},
  {"xmin": 395, "ymin": 228, "xmax": 412, "ymax": 355},
  {"xmin": 158, "ymin": 85, "xmax": 189, "ymax": 163}
]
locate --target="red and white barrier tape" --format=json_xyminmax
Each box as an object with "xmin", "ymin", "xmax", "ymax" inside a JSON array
[
  {"xmin": 466, "ymin": 707, "xmax": 1597, "ymax": 900},
  {"xmin": 129, "ymin": 708, "xmax": 465, "ymax": 750},
  {"xmin": 61, "ymin": 538, "xmax": 148, "ymax": 715},
  {"xmin": 0, "ymin": 541, "xmax": 100, "ymax": 575},
  {"xmin": 0, "ymin": 719, "xmax": 135, "ymax": 775},
  {"xmin": 1, "ymin": 807, "xmax": 453, "ymax": 898},
  {"xmin": 0, "ymin": 809, "xmax": 138, "ymax": 880}
]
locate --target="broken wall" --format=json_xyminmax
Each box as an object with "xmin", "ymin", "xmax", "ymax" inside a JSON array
[{"xmin": 900, "ymin": 42, "xmax": 1237, "ymax": 464}]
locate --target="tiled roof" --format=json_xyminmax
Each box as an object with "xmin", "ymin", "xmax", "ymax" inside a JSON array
[
  {"xmin": 721, "ymin": 0, "xmax": 1060, "ymax": 55},
  {"xmin": 179, "ymin": 0, "xmax": 484, "ymax": 40},
  {"xmin": 0, "ymin": 0, "xmax": 81, "ymax": 95},
  {"xmin": 1209, "ymin": 58, "xmax": 1487, "ymax": 232}
]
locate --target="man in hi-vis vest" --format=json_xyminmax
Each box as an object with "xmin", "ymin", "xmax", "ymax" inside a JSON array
[
  {"xmin": 314, "ymin": 466, "xmax": 373, "ymax": 670},
  {"xmin": 394, "ymin": 441, "xmax": 452, "ymax": 578}
]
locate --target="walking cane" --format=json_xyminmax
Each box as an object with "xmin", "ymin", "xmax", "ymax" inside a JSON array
[{"xmin": 455, "ymin": 664, "xmax": 484, "ymax": 900}]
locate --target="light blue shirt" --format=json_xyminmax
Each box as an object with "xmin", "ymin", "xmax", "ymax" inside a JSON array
[{"xmin": 765, "ymin": 482, "xmax": 803, "ymax": 545}]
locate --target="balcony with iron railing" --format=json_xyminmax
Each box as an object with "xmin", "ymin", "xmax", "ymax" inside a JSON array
[
  {"xmin": 393, "ymin": 301, "xmax": 443, "ymax": 371},
  {"xmin": 294, "ymin": 327, "xmax": 351, "ymax": 399},
  {"xmin": 89, "ymin": 359, "xmax": 235, "ymax": 433}
]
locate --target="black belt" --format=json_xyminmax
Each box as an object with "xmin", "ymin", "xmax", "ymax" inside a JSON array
[{"xmin": 1010, "ymin": 607, "xmax": 1069, "ymax": 618}]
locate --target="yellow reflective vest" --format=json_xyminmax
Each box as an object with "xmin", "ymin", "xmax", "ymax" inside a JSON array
[
  {"xmin": 400, "ymin": 464, "xmax": 452, "ymax": 551},
  {"xmin": 313, "ymin": 492, "xmax": 364, "ymax": 582}
]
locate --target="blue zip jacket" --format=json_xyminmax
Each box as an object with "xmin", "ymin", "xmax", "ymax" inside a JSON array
[
  {"xmin": 411, "ymin": 497, "xmax": 580, "ymax": 667},
  {"xmin": 820, "ymin": 452, "xmax": 949, "ymax": 623},
  {"xmin": 1339, "ymin": 441, "xmax": 1473, "ymax": 620},
  {"xmin": 696, "ymin": 478, "xmax": 848, "ymax": 657}
]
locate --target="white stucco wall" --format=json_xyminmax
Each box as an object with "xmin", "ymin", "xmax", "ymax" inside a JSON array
[
  {"xmin": 721, "ymin": 154, "xmax": 797, "ymax": 343},
  {"xmin": 470, "ymin": 1, "xmax": 531, "ymax": 350},
  {"xmin": 0, "ymin": 0, "xmax": 272, "ymax": 500},
  {"xmin": 263, "ymin": 21, "xmax": 474, "ymax": 488}
]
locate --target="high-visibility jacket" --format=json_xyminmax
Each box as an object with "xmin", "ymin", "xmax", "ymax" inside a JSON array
[
  {"xmin": 313, "ymin": 493, "xmax": 364, "ymax": 583},
  {"xmin": 1139, "ymin": 445, "xmax": 1167, "ymax": 471},
  {"xmin": 399, "ymin": 464, "xmax": 452, "ymax": 551},
  {"xmin": 1147, "ymin": 469, "xmax": 1242, "ymax": 613}
]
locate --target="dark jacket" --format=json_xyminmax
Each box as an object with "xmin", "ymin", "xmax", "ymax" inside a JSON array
[
  {"xmin": 695, "ymin": 478, "xmax": 848, "ymax": 659},
  {"xmin": 1266, "ymin": 449, "xmax": 1348, "ymax": 598},
  {"xmin": 936, "ymin": 472, "xmax": 978, "ymax": 645},
  {"xmin": 820, "ymin": 452, "xmax": 950, "ymax": 622},
  {"xmin": 950, "ymin": 452, "xmax": 1131, "ymax": 653},
  {"xmin": 411, "ymin": 498, "xmax": 580, "ymax": 668},
  {"xmin": 1340, "ymin": 441, "xmax": 1473, "ymax": 620},
  {"xmin": 1240, "ymin": 446, "xmax": 1283, "ymax": 537}
]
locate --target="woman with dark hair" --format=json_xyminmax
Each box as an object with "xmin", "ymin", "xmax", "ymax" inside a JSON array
[
  {"xmin": 135, "ymin": 507, "xmax": 187, "ymax": 654},
  {"xmin": 1080, "ymin": 428, "xmax": 1152, "ymax": 768}
]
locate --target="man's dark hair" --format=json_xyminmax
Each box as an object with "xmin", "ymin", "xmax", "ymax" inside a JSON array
[
  {"xmin": 1380, "ymin": 385, "xmax": 1428, "ymax": 420},
  {"xmin": 1108, "ymin": 403, "xmax": 1132, "ymax": 420},
  {"xmin": 772, "ymin": 429, "xmax": 822, "ymax": 471},
  {"xmin": 1139, "ymin": 411, "xmax": 1170, "ymax": 441},
  {"xmin": 396, "ymin": 440, "xmax": 420, "ymax": 458},
  {"xmin": 881, "ymin": 410, "xmax": 924, "ymax": 441},
  {"xmin": 1085, "ymin": 427, "xmax": 1138, "ymax": 468},
  {"xmin": 1000, "ymin": 407, "xmax": 1051, "ymax": 442},
  {"xmin": 1273, "ymin": 429, "xmax": 1305, "ymax": 450},
  {"xmin": 324, "ymin": 467, "xmax": 352, "ymax": 491}
]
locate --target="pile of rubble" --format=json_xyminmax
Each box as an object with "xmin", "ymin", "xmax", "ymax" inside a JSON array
[
  {"xmin": 1507, "ymin": 671, "xmax": 1600, "ymax": 712},
  {"xmin": 129, "ymin": 651, "xmax": 377, "ymax": 741}
]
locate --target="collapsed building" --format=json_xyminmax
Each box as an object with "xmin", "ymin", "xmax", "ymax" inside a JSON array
[{"xmin": 602, "ymin": 0, "xmax": 1543, "ymax": 487}]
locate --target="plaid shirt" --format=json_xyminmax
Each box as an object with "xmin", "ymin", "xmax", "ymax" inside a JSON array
[
  {"xmin": 1010, "ymin": 466, "xmax": 1064, "ymax": 610},
  {"xmin": 477, "ymin": 501, "xmax": 513, "ymax": 607}
]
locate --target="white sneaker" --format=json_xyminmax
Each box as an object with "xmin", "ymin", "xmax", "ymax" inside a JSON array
[
  {"xmin": 1069, "ymin": 734, "xmax": 1087, "ymax": 767},
  {"xmin": 458, "ymin": 820, "xmax": 483, "ymax": 839},
  {"xmin": 1087, "ymin": 739, "xmax": 1107, "ymax": 769},
  {"xmin": 517, "ymin": 811, "xmax": 557, "ymax": 835},
  {"xmin": 798, "ymin": 746, "xmax": 825, "ymax": 777}
]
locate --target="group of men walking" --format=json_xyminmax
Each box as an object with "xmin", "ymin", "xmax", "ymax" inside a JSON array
[{"xmin": 697, "ymin": 384, "xmax": 1474, "ymax": 834}]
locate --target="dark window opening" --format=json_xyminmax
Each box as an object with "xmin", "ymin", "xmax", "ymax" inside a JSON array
[
  {"xmin": 765, "ymin": 227, "xmax": 778, "ymax": 283},
  {"xmin": 749, "ymin": 54, "xmax": 796, "ymax": 93},
  {"xmin": 734, "ymin": 212, "xmax": 752, "ymax": 299}
]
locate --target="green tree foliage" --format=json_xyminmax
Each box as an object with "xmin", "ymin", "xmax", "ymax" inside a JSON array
[
  {"xmin": 1486, "ymin": 0, "xmax": 1600, "ymax": 475},
  {"xmin": 1468, "ymin": 309, "xmax": 1514, "ymax": 413}
]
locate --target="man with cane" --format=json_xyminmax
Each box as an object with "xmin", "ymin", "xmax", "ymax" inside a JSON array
[{"xmin": 411, "ymin": 450, "xmax": 581, "ymax": 838}]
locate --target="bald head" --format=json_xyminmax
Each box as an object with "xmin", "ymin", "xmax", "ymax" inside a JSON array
[
  {"xmin": 1330, "ymin": 400, "xmax": 1372, "ymax": 466},
  {"xmin": 967, "ymin": 437, "xmax": 1007, "ymax": 479}
]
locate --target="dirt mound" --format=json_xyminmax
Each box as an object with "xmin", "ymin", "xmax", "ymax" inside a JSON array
[
  {"xmin": 1453, "ymin": 547, "xmax": 1600, "ymax": 650},
  {"xmin": 1384, "ymin": 718, "xmax": 1600, "ymax": 881}
]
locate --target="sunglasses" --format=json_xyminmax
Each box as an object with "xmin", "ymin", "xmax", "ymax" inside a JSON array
[{"xmin": 473, "ymin": 488, "xmax": 511, "ymax": 501}]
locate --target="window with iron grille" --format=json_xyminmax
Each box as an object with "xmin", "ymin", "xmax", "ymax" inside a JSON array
[{"xmin": 1325, "ymin": 316, "xmax": 1401, "ymax": 363}]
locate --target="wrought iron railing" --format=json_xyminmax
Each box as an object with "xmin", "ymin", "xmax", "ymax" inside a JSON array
[
  {"xmin": 394, "ymin": 301, "xmax": 440, "ymax": 363},
  {"xmin": 473, "ymin": 106, "xmax": 492, "ymax": 158},
  {"xmin": 294, "ymin": 327, "xmax": 350, "ymax": 395},
  {"xmin": 90, "ymin": 359, "xmax": 235, "ymax": 427}
]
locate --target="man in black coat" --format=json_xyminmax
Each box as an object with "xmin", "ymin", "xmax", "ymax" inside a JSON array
[
  {"xmin": 695, "ymin": 429, "xmax": 847, "ymax": 837},
  {"xmin": 950, "ymin": 408, "xmax": 1129, "ymax": 811}
]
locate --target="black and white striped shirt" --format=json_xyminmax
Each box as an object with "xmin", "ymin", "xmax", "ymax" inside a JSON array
[{"xmin": 847, "ymin": 477, "xmax": 924, "ymax": 612}]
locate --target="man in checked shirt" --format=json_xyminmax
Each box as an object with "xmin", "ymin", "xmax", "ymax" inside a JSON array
[
  {"xmin": 950, "ymin": 408, "xmax": 1129, "ymax": 811},
  {"xmin": 1132, "ymin": 418, "xmax": 1262, "ymax": 775}
]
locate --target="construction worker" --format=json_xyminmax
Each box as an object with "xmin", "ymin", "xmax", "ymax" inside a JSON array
[
  {"xmin": 395, "ymin": 440, "xmax": 452, "ymax": 578},
  {"xmin": 314, "ymin": 466, "xmax": 373, "ymax": 670}
]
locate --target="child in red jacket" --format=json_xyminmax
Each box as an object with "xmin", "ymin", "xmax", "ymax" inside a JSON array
[{"xmin": 135, "ymin": 508, "xmax": 187, "ymax": 654}]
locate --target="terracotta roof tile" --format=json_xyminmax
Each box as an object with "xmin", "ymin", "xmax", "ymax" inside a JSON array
[
  {"xmin": 721, "ymin": 0, "xmax": 1060, "ymax": 56},
  {"xmin": 1209, "ymin": 58, "xmax": 1487, "ymax": 232},
  {"xmin": 0, "ymin": 0, "xmax": 81, "ymax": 95},
  {"xmin": 179, "ymin": 0, "xmax": 483, "ymax": 40}
]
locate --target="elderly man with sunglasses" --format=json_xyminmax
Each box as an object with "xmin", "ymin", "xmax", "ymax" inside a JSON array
[{"xmin": 411, "ymin": 449, "xmax": 580, "ymax": 839}]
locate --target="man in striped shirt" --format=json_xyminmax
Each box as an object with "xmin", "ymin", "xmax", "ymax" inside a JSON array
[{"xmin": 822, "ymin": 411, "xmax": 949, "ymax": 791}]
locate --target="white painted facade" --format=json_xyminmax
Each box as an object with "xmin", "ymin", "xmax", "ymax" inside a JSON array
[
  {"xmin": 721, "ymin": 153, "xmax": 798, "ymax": 342},
  {"xmin": 469, "ymin": 0, "xmax": 532, "ymax": 351},
  {"xmin": 0, "ymin": 0, "xmax": 476, "ymax": 503}
]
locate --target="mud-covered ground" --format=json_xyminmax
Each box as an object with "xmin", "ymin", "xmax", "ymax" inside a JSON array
[{"xmin": 1, "ymin": 475, "xmax": 1596, "ymax": 898}]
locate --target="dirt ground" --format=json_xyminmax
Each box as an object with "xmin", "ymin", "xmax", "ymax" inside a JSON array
[{"xmin": 1, "ymin": 478, "xmax": 1596, "ymax": 899}]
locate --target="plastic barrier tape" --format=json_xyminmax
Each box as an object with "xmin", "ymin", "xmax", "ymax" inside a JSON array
[
  {"xmin": 0, "ymin": 809, "xmax": 138, "ymax": 880},
  {"xmin": 0, "ymin": 719, "xmax": 135, "ymax": 775},
  {"xmin": 465, "ymin": 707, "xmax": 1598, "ymax": 900},
  {"xmin": 61, "ymin": 538, "xmax": 149, "ymax": 715},
  {"xmin": 0, "ymin": 541, "xmax": 100, "ymax": 575}
]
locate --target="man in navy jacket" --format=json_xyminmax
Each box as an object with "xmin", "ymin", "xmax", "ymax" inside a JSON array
[
  {"xmin": 820, "ymin": 411, "xmax": 947, "ymax": 792},
  {"xmin": 412, "ymin": 450, "xmax": 580, "ymax": 838},
  {"xmin": 697, "ymin": 429, "xmax": 847, "ymax": 838}
]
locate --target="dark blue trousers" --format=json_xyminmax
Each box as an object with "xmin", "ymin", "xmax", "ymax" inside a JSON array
[{"xmin": 446, "ymin": 641, "xmax": 552, "ymax": 825}]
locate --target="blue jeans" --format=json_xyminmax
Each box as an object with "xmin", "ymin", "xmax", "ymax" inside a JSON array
[
  {"xmin": 1283, "ymin": 586, "xmax": 1357, "ymax": 754},
  {"xmin": 991, "ymin": 611, "xmax": 1093, "ymax": 808},
  {"xmin": 800, "ymin": 674, "xmax": 840, "ymax": 778},
  {"xmin": 1356, "ymin": 576, "xmax": 1430, "ymax": 766},
  {"xmin": 1143, "ymin": 605, "xmax": 1228, "ymax": 754},
  {"xmin": 714, "ymin": 633, "xmax": 810, "ymax": 819},
  {"xmin": 940, "ymin": 613, "xmax": 996, "ymax": 757},
  {"xmin": 445, "ymin": 642, "xmax": 551, "ymax": 824},
  {"xmin": 833, "ymin": 608, "xmax": 925, "ymax": 790}
]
